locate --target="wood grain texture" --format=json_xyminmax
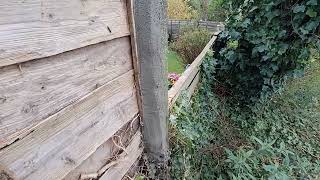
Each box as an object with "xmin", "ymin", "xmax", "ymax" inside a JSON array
[
  {"xmin": 0, "ymin": 0, "xmax": 130, "ymax": 67},
  {"xmin": 99, "ymin": 131, "xmax": 143, "ymax": 180},
  {"xmin": 0, "ymin": 37, "xmax": 133, "ymax": 148},
  {"xmin": 0, "ymin": 70, "xmax": 139, "ymax": 180},
  {"xmin": 186, "ymin": 72, "xmax": 200, "ymax": 100},
  {"xmin": 63, "ymin": 117, "xmax": 140, "ymax": 180},
  {"xmin": 168, "ymin": 36, "xmax": 217, "ymax": 110},
  {"xmin": 127, "ymin": 0, "xmax": 143, "ymax": 121}
]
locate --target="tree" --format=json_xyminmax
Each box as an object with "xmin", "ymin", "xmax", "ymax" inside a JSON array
[
  {"xmin": 167, "ymin": 0, "xmax": 197, "ymax": 19},
  {"xmin": 208, "ymin": 0, "xmax": 227, "ymax": 21}
]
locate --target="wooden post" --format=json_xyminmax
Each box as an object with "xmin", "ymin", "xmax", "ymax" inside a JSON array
[
  {"xmin": 170, "ymin": 20, "xmax": 173, "ymax": 41},
  {"xmin": 133, "ymin": 0, "xmax": 169, "ymax": 176},
  {"xmin": 178, "ymin": 21, "xmax": 180, "ymax": 38}
]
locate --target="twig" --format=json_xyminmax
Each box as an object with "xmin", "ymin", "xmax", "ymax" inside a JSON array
[
  {"xmin": 18, "ymin": 64, "xmax": 23, "ymax": 73},
  {"xmin": 80, "ymin": 160, "xmax": 121, "ymax": 180},
  {"xmin": 97, "ymin": 159, "xmax": 121, "ymax": 176},
  {"xmin": 112, "ymin": 135, "xmax": 128, "ymax": 155},
  {"xmin": 124, "ymin": 175, "xmax": 134, "ymax": 180}
]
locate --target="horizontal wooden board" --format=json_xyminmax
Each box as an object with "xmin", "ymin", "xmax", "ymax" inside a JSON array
[
  {"xmin": 186, "ymin": 72, "xmax": 200, "ymax": 100},
  {"xmin": 0, "ymin": 70, "xmax": 139, "ymax": 180},
  {"xmin": 0, "ymin": 0, "xmax": 130, "ymax": 67},
  {"xmin": 0, "ymin": 37, "xmax": 133, "ymax": 148},
  {"xmin": 99, "ymin": 131, "xmax": 143, "ymax": 180},
  {"xmin": 63, "ymin": 117, "xmax": 140, "ymax": 180}
]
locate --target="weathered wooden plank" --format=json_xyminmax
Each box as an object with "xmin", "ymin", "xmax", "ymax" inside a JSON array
[
  {"xmin": 0, "ymin": 70, "xmax": 139, "ymax": 180},
  {"xmin": 186, "ymin": 71, "xmax": 200, "ymax": 100},
  {"xmin": 127, "ymin": 0, "xmax": 143, "ymax": 128},
  {"xmin": 99, "ymin": 131, "xmax": 143, "ymax": 180},
  {"xmin": 63, "ymin": 116, "xmax": 140, "ymax": 180},
  {"xmin": 0, "ymin": 0, "xmax": 130, "ymax": 67},
  {"xmin": 168, "ymin": 36, "xmax": 217, "ymax": 110},
  {"xmin": 0, "ymin": 37, "xmax": 133, "ymax": 148}
]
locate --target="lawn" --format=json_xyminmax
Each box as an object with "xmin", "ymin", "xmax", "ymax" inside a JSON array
[{"xmin": 166, "ymin": 49, "xmax": 185, "ymax": 74}]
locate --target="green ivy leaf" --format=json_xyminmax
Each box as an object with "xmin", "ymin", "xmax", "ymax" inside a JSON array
[
  {"xmin": 257, "ymin": 45, "xmax": 268, "ymax": 53},
  {"xmin": 299, "ymin": 27, "xmax": 309, "ymax": 35},
  {"xmin": 265, "ymin": 10, "xmax": 280, "ymax": 22},
  {"xmin": 306, "ymin": 0, "xmax": 317, "ymax": 5},
  {"xmin": 278, "ymin": 44, "xmax": 289, "ymax": 55},
  {"xmin": 305, "ymin": 20, "xmax": 319, "ymax": 32},
  {"xmin": 306, "ymin": 9, "xmax": 317, "ymax": 17},
  {"xmin": 293, "ymin": 5, "xmax": 306, "ymax": 13},
  {"xmin": 225, "ymin": 50, "xmax": 236, "ymax": 63},
  {"xmin": 299, "ymin": 48, "xmax": 310, "ymax": 59},
  {"xmin": 241, "ymin": 18, "xmax": 251, "ymax": 28}
]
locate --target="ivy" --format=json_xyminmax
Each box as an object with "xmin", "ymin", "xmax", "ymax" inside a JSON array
[{"xmin": 212, "ymin": 0, "xmax": 320, "ymax": 104}]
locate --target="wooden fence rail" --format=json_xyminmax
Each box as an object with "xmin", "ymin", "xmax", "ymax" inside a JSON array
[
  {"xmin": 168, "ymin": 35, "xmax": 218, "ymax": 109},
  {"xmin": 168, "ymin": 20, "xmax": 224, "ymax": 40}
]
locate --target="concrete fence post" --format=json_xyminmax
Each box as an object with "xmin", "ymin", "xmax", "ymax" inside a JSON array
[{"xmin": 133, "ymin": 0, "xmax": 169, "ymax": 177}]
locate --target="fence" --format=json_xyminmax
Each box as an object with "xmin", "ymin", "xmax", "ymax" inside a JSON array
[
  {"xmin": 0, "ymin": 0, "xmax": 143, "ymax": 179},
  {"xmin": 168, "ymin": 20, "xmax": 224, "ymax": 40},
  {"xmin": 0, "ymin": 1, "xmax": 216, "ymax": 179},
  {"xmin": 168, "ymin": 35, "xmax": 218, "ymax": 109}
]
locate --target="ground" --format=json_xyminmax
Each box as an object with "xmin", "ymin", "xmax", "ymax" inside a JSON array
[{"xmin": 166, "ymin": 49, "xmax": 185, "ymax": 74}]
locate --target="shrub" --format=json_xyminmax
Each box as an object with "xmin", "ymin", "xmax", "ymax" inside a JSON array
[
  {"xmin": 171, "ymin": 28, "xmax": 211, "ymax": 64},
  {"xmin": 208, "ymin": 0, "xmax": 228, "ymax": 21},
  {"xmin": 168, "ymin": 0, "xmax": 198, "ymax": 20},
  {"xmin": 212, "ymin": 0, "xmax": 320, "ymax": 104}
]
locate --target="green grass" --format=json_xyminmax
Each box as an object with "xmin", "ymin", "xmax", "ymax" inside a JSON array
[{"xmin": 166, "ymin": 49, "xmax": 185, "ymax": 74}]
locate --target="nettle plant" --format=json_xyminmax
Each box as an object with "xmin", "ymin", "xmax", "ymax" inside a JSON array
[{"xmin": 213, "ymin": 0, "xmax": 320, "ymax": 103}]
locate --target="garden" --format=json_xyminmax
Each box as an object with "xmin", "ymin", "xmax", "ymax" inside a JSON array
[{"xmin": 166, "ymin": 0, "xmax": 320, "ymax": 179}]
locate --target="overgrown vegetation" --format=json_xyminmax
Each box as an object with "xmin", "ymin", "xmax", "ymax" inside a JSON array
[
  {"xmin": 207, "ymin": 0, "xmax": 228, "ymax": 21},
  {"xmin": 169, "ymin": 0, "xmax": 320, "ymax": 179},
  {"xmin": 168, "ymin": 0, "xmax": 228, "ymax": 21},
  {"xmin": 170, "ymin": 54, "xmax": 320, "ymax": 179},
  {"xmin": 213, "ymin": 0, "xmax": 320, "ymax": 104},
  {"xmin": 171, "ymin": 28, "xmax": 211, "ymax": 64},
  {"xmin": 167, "ymin": 0, "xmax": 198, "ymax": 20}
]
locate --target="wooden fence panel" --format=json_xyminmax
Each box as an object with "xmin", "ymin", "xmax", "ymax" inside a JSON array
[
  {"xmin": 0, "ymin": 37, "xmax": 133, "ymax": 148},
  {"xmin": 64, "ymin": 118, "xmax": 140, "ymax": 180},
  {"xmin": 0, "ymin": 71, "xmax": 138, "ymax": 180},
  {"xmin": 99, "ymin": 131, "xmax": 143, "ymax": 180},
  {"xmin": 0, "ymin": 0, "xmax": 144, "ymax": 179},
  {"xmin": 0, "ymin": 0, "xmax": 130, "ymax": 67},
  {"xmin": 168, "ymin": 20, "xmax": 224, "ymax": 40}
]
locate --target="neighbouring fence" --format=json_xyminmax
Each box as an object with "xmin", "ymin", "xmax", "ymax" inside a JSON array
[
  {"xmin": 168, "ymin": 35, "xmax": 218, "ymax": 109},
  {"xmin": 168, "ymin": 20, "xmax": 224, "ymax": 40},
  {"xmin": 0, "ymin": 0, "xmax": 143, "ymax": 180}
]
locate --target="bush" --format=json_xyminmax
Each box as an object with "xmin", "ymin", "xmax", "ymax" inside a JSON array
[
  {"xmin": 208, "ymin": 0, "xmax": 228, "ymax": 21},
  {"xmin": 168, "ymin": 0, "xmax": 198, "ymax": 20},
  {"xmin": 171, "ymin": 28, "xmax": 211, "ymax": 64},
  {"xmin": 212, "ymin": 0, "xmax": 320, "ymax": 104}
]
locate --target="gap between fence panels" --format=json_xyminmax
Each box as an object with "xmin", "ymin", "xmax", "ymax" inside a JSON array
[{"xmin": 168, "ymin": 35, "xmax": 218, "ymax": 110}]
